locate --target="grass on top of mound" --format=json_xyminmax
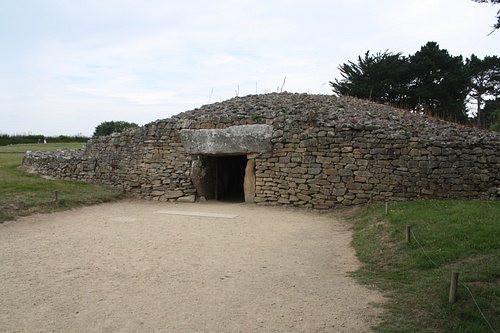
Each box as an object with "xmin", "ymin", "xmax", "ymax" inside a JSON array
[
  {"xmin": 349, "ymin": 200, "xmax": 499, "ymax": 333},
  {"xmin": 0, "ymin": 143, "xmax": 125, "ymax": 223}
]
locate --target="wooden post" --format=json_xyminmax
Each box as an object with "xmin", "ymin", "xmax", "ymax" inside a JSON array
[
  {"xmin": 406, "ymin": 225, "xmax": 411, "ymax": 243},
  {"xmin": 55, "ymin": 191, "xmax": 58, "ymax": 202},
  {"xmin": 385, "ymin": 201, "xmax": 388, "ymax": 215},
  {"xmin": 449, "ymin": 271, "xmax": 459, "ymax": 304}
]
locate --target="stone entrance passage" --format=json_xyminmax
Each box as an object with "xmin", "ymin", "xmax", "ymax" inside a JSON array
[
  {"xmin": 190, "ymin": 155, "xmax": 253, "ymax": 202},
  {"xmin": 180, "ymin": 124, "xmax": 271, "ymax": 203}
]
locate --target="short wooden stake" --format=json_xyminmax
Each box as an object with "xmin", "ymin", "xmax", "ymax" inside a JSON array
[
  {"xmin": 449, "ymin": 271, "xmax": 459, "ymax": 304},
  {"xmin": 55, "ymin": 191, "xmax": 59, "ymax": 202},
  {"xmin": 385, "ymin": 201, "xmax": 388, "ymax": 215},
  {"xmin": 406, "ymin": 225, "xmax": 411, "ymax": 243}
]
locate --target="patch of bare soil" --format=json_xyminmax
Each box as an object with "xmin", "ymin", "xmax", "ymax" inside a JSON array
[{"xmin": 0, "ymin": 200, "xmax": 384, "ymax": 332}]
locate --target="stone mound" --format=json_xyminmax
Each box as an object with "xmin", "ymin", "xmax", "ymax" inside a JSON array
[{"xmin": 21, "ymin": 93, "xmax": 500, "ymax": 208}]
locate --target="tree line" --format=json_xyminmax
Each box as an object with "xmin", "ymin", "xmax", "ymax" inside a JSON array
[
  {"xmin": 0, "ymin": 134, "xmax": 89, "ymax": 146},
  {"xmin": 330, "ymin": 41, "xmax": 500, "ymax": 130},
  {"xmin": 0, "ymin": 121, "xmax": 139, "ymax": 146}
]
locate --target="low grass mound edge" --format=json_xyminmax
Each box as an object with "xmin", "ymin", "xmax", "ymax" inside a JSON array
[
  {"xmin": 349, "ymin": 200, "xmax": 499, "ymax": 333},
  {"xmin": 0, "ymin": 143, "xmax": 125, "ymax": 223}
]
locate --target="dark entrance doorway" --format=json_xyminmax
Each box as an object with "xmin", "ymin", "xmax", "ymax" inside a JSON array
[
  {"xmin": 215, "ymin": 155, "xmax": 247, "ymax": 202},
  {"xmin": 191, "ymin": 154, "xmax": 248, "ymax": 202}
]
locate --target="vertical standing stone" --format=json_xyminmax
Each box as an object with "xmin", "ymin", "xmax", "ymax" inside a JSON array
[{"xmin": 244, "ymin": 158, "xmax": 256, "ymax": 202}]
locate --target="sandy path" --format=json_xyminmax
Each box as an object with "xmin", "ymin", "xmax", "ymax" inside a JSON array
[{"xmin": 0, "ymin": 200, "xmax": 384, "ymax": 332}]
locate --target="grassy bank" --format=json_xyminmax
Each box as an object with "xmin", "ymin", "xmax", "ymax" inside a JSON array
[
  {"xmin": 0, "ymin": 143, "xmax": 124, "ymax": 223},
  {"xmin": 350, "ymin": 200, "xmax": 499, "ymax": 332}
]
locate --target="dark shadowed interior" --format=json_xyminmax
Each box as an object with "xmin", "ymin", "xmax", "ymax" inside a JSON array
[
  {"xmin": 215, "ymin": 155, "xmax": 247, "ymax": 202},
  {"xmin": 191, "ymin": 154, "xmax": 247, "ymax": 202}
]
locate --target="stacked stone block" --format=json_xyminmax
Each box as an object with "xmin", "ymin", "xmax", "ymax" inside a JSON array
[{"xmin": 21, "ymin": 93, "xmax": 500, "ymax": 208}]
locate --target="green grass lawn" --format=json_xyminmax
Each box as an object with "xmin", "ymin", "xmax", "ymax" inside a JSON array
[
  {"xmin": 0, "ymin": 143, "xmax": 124, "ymax": 222},
  {"xmin": 350, "ymin": 200, "xmax": 499, "ymax": 333}
]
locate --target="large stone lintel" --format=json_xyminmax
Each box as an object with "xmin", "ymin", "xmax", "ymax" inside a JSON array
[{"xmin": 180, "ymin": 124, "xmax": 273, "ymax": 155}]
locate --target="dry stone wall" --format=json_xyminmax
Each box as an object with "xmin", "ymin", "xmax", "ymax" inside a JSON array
[{"xmin": 21, "ymin": 93, "xmax": 500, "ymax": 208}]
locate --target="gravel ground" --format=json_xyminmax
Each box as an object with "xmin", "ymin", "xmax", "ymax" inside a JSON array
[{"xmin": 0, "ymin": 200, "xmax": 384, "ymax": 332}]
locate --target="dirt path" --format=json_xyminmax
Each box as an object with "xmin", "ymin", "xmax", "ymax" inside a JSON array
[{"xmin": 0, "ymin": 200, "xmax": 384, "ymax": 332}]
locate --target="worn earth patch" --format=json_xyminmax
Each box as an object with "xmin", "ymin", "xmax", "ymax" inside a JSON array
[{"xmin": 0, "ymin": 200, "xmax": 385, "ymax": 332}]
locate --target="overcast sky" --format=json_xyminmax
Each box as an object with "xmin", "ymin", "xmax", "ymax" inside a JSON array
[{"xmin": 1, "ymin": 0, "xmax": 499, "ymax": 136}]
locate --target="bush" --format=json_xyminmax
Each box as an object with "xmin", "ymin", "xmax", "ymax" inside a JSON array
[{"xmin": 93, "ymin": 121, "xmax": 139, "ymax": 137}]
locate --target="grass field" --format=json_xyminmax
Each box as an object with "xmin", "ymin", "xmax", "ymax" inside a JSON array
[
  {"xmin": 0, "ymin": 143, "xmax": 124, "ymax": 222},
  {"xmin": 350, "ymin": 201, "xmax": 499, "ymax": 333}
]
